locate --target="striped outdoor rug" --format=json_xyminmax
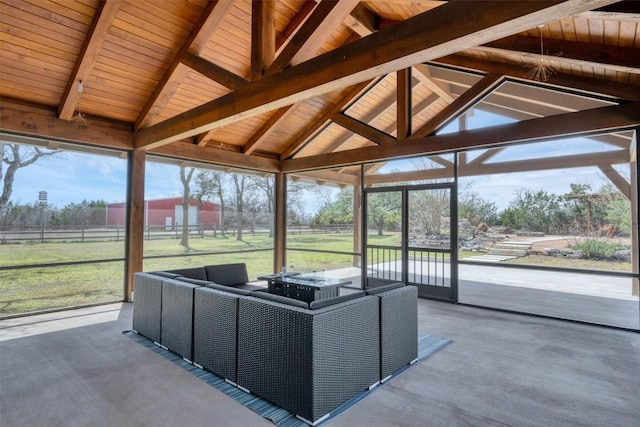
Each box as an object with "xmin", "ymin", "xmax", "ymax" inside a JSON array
[{"xmin": 123, "ymin": 331, "xmax": 451, "ymax": 426}]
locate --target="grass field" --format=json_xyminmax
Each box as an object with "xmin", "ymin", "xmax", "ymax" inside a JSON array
[{"xmin": 0, "ymin": 231, "xmax": 632, "ymax": 317}]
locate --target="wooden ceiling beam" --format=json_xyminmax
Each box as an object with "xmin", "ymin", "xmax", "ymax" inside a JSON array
[
  {"xmin": 135, "ymin": 0, "xmax": 618, "ymax": 151},
  {"xmin": 332, "ymin": 113, "xmax": 396, "ymax": 145},
  {"xmin": 276, "ymin": 1, "xmax": 317, "ymax": 52},
  {"xmin": 280, "ymin": 79, "xmax": 377, "ymax": 159},
  {"xmin": 2, "ymin": 98, "xmax": 133, "ymax": 150},
  {"xmin": 58, "ymin": 0, "xmax": 121, "ymax": 120},
  {"xmin": 485, "ymin": 34, "xmax": 640, "ymax": 72},
  {"xmin": 289, "ymin": 169, "xmax": 359, "ymax": 186},
  {"xmin": 397, "ymin": 68, "xmax": 412, "ymax": 141},
  {"xmin": 597, "ymin": 164, "xmax": 631, "ymax": 199},
  {"xmin": 282, "ymin": 101, "xmax": 640, "ymax": 172},
  {"xmin": 182, "ymin": 53, "xmax": 249, "ymax": 90},
  {"xmin": 267, "ymin": 0, "xmax": 360, "ymax": 75},
  {"xmin": 410, "ymin": 73, "xmax": 505, "ymax": 139},
  {"xmin": 467, "ymin": 148, "xmax": 506, "ymax": 166},
  {"xmin": 345, "ymin": 3, "xmax": 378, "ymax": 37},
  {"xmin": 413, "ymin": 64, "xmax": 455, "ymax": 103},
  {"xmin": 150, "ymin": 142, "xmax": 280, "ymax": 173},
  {"xmin": 365, "ymin": 149, "xmax": 628, "ymax": 185},
  {"xmin": 135, "ymin": 0, "xmax": 235, "ymax": 130},
  {"xmin": 251, "ymin": 0, "xmax": 276, "ymax": 80},
  {"xmin": 433, "ymin": 54, "xmax": 640, "ymax": 101}
]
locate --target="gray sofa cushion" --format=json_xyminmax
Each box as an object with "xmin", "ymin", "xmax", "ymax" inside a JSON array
[
  {"xmin": 251, "ymin": 290, "xmax": 309, "ymax": 309},
  {"xmin": 206, "ymin": 282, "xmax": 253, "ymax": 296},
  {"xmin": 365, "ymin": 282, "xmax": 405, "ymax": 295},
  {"xmin": 205, "ymin": 263, "xmax": 249, "ymax": 286},
  {"xmin": 167, "ymin": 267, "xmax": 207, "ymax": 281},
  {"xmin": 151, "ymin": 271, "xmax": 183, "ymax": 279},
  {"xmin": 309, "ymin": 291, "xmax": 365, "ymax": 309},
  {"xmin": 177, "ymin": 277, "xmax": 211, "ymax": 287}
]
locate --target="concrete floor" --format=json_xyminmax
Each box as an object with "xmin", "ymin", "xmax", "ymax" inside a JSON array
[{"xmin": 1, "ymin": 300, "xmax": 639, "ymax": 427}]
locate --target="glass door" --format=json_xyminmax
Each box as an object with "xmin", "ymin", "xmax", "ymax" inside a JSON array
[
  {"xmin": 407, "ymin": 185, "xmax": 456, "ymax": 301},
  {"xmin": 364, "ymin": 184, "xmax": 457, "ymax": 301},
  {"xmin": 364, "ymin": 189, "xmax": 403, "ymax": 288}
]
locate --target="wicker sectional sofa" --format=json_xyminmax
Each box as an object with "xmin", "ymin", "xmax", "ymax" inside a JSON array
[{"xmin": 132, "ymin": 263, "xmax": 418, "ymax": 425}]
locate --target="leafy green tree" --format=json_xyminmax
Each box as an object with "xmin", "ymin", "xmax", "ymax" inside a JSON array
[
  {"xmin": 312, "ymin": 188, "xmax": 354, "ymax": 225},
  {"xmin": 500, "ymin": 189, "xmax": 568, "ymax": 233},
  {"xmin": 367, "ymin": 191, "xmax": 401, "ymax": 236},
  {"xmin": 459, "ymin": 191, "xmax": 499, "ymax": 226}
]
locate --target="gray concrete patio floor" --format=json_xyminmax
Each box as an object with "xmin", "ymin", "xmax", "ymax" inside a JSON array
[{"xmin": 1, "ymin": 300, "xmax": 638, "ymax": 427}]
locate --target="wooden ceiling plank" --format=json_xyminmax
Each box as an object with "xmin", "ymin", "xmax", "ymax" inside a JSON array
[
  {"xmin": 410, "ymin": 73, "xmax": 505, "ymax": 139},
  {"xmin": 243, "ymin": 104, "xmax": 296, "ymax": 155},
  {"xmin": 137, "ymin": 0, "xmax": 616, "ymax": 150},
  {"xmin": 267, "ymin": 0, "xmax": 360, "ymax": 75},
  {"xmin": 282, "ymin": 101, "xmax": 640, "ymax": 172},
  {"xmin": 333, "ymin": 113, "xmax": 396, "ymax": 145},
  {"xmin": 182, "ymin": 53, "xmax": 249, "ymax": 89},
  {"xmin": 433, "ymin": 54, "xmax": 640, "ymax": 101},
  {"xmin": 251, "ymin": 0, "xmax": 276, "ymax": 80},
  {"xmin": 135, "ymin": 0, "xmax": 235, "ymax": 130},
  {"xmin": 280, "ymin": 79, "xmax": 376, "ymax": 159},
  {"xmin": 58, "ymin": 0, "xmax": 122, "ymax": 120}
]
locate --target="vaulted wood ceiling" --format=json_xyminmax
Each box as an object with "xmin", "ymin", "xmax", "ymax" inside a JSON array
[{"xmin": 1, "ymin": 0, "xmax": 639, "ymax": 175}]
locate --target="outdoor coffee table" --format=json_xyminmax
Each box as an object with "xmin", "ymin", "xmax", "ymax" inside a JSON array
[{"xmin": 257, "ymin": 272, "xmax": 348, "ymax": 303}]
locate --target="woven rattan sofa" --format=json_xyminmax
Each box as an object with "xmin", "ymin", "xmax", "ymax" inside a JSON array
[{"xmin": 132, "ymin": 265, "xmax": 417, "ymax": 425}]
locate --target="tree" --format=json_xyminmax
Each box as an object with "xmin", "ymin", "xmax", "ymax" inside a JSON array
[
  {"xmin": 409, "ymin": 188, "xmax": 449, "ymax": 236},
  {"xmin": 195, "ymin": 170, "xmax": 226, "ymax": 237},
  {"xmin": 367, "ymin": 191, "xmax": 401, "ymax": 236},
  {"xmin": 1, "ymin": 144, "xmax": 56, "ymax": 212},
  {"xmin": 179, "ymin": 165, "xmax": 195, "ymax": 249},
  {"xmin": 500, "ymin": 189, "xmax": 568, "ymax": 233},
  {"xmin": 230, "ymin": 173, "xmax": 246, "ymax": 241},
  {"xmin": 312, "ymin": 187, "xmax": 354, "ymax": 226},
  {"xmin": 459, "ymin": 191, "xmax": 499, "ymax": 226}
]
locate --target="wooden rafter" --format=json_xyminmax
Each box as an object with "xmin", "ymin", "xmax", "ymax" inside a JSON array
[
  {"xmin": 466, "ymin": 148, "xmax": 506, "ymax": 166},
  {"xmin": 181, "ymin": 53, "xmax": 249, "ymax": 90},
  {"xmin": 410, "ymin": 74, "xmax": 505, "ymax": 139},
  {"xmin": 134, "ymin": 0, "xmax": 236, "ymax": 130},
  {"xmin": 365, "ymin": 149, "xmax": 628, "ymax": 185},
  {"xmin": 344, "ymin": 3, "xmax": 378, "ymax": 37},
  {"xmin": 332, "ymin": 113, "xmax": 396, "ymax": 145},
  {"xmin": 251, "ymin": 0, "xmax": 276, "ymax": 80},
  {"xmin": 267, "ymin": 0, "xmax": 359, "ymax": 75},
  {"xmin": 137, "ymin": 0, "xmax": 614, "ymax": 150},
  {"xmin": 58, "ymin": 0, "xmax": 121, "ymax": 120},
  {"xmin": 433, "ymin": 54, "xmax": 640, "ymax": 101},
  {"xmin": 413, "ymin": 63, "xmax": 455, "ymax": 103},
  {"xmin": 484, "ymin": 35, "xmax": 640, "ymax": 73},
  {"xmin": 280, "ymin": 79, "xmax": 377, "ymax": 159},
  {"xmin": 282, "ymin": 101, "xmax": 640, "ymax": 172},
  {"xmin": 597, "ymin": 164, "xmax": 631, "ymax": 199}
]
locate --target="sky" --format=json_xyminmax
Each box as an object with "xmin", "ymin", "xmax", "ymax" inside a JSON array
[{"xmin": 3, "ymin": 107, "xmax": 629, "ymax": 212}]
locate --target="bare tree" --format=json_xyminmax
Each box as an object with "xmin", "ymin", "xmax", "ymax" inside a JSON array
[
  {"xmin": 179, "ymin": 165, "xmax": 195, "ymax": 249},
  {"xmin": 1, "ymin": 144, "xmax": 56, "ymax": 212},
  {"xmin": 231, "ymin": 173, "xmax": 246, "ymax": 241}
]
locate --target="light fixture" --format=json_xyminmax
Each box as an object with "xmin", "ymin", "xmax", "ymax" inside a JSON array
[
  {"xmin": 77, "ymin": 80, "xmax": 83, "ymax": 93},
  {"xmin": 524, "ymin": 24, "xmax": 560, "ymax": 82}
]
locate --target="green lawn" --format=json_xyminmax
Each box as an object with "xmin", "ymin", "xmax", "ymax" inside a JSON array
[{"xmin": 0, "ymin": 231, "xmax": 632, "ymax": 317}]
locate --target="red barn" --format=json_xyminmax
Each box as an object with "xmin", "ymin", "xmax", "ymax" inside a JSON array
[{"xmin": 106, "ymin": 197, "xmax": 220, "ymax": 231}]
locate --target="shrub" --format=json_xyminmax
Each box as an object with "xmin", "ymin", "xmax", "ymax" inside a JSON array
[{"xmin": 572, "ymin": 239, "xmax": 620, "ymax": 259}]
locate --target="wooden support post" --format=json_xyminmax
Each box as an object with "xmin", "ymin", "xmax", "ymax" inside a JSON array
[
  {"xmin": 274, "ymin": 172, "xmax": 286, "ymax": 274},
  {"xmin": 125, "ymin": 150, "xmax": 145, "ymax": 301}
]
